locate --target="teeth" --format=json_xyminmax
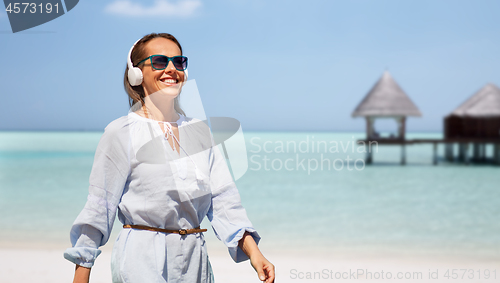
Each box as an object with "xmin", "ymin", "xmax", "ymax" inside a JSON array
[{"xmin": 162, "ymin": 79, "xmax": 176, "ymax": 84}]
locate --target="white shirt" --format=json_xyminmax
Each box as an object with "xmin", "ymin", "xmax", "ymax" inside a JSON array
[{"xmin": 64, "ymin": 112, "xmax": 259, "ymax": 283}]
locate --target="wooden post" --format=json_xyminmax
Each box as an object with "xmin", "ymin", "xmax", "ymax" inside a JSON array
[
  {"xmin": 465, "ymin": 143, "xmax": 470, "ymax": 165},
  {"xmin": 495, "ymin": 143, "xmax": 500, "ymax": 165},
  {"xmin": 433, "ymin": 142, "xmax": 438, "ymax": 165},
  {"xmin": 366, "ymin": 117, "xmax": 374, "ymax": 165},
  {"xmin": 458, "ymin": 143, "xmax": 465, "ymax": 162},
  {"xmin": 366, "ymin": 117, "xmax": 374, "ymax": 139},
  {"xmin": 401, "ymin": 144, "xmax": 406, "ymax": 165},
  {"xmin": 473, "ymin": 143, "xmax": 480, "ymax": 162},
  {"xmin": 398, "ymin": 117, "xmax": 406, "ymax": 140},
  {"xmin": 445, "ymin": 143, "xmax": 453, "ymax": 162},
  {"xmin": 366, "ymin": 150, "xmax": 373, "ymax": 165},
  {"xmin": 480, "ymin": 143, "xmax": 486, "ymax": 162}
]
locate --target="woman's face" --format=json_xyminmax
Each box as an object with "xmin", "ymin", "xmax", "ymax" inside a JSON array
[{"xmin": 140, "ymin": 37, "xmax": 185, "ymax": 97}]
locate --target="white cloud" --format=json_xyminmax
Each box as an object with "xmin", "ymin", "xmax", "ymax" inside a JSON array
[{"xmin": 104, "ymin": 0, "xmax": 202, "ymax": 17}]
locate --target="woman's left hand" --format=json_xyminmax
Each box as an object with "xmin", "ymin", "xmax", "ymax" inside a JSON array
[
  {"xmin": 250, "ymin": 253, "xmax": 275, "ymax": 283},
  {"xmin": 239, "ymin": 231, "xmax": 275, "ymax": 282}
]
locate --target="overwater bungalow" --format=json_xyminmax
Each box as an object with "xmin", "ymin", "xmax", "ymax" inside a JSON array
[
  {"xmin": 444, "ymin": 83, "xmax": 500, "ymax": 163},
  {"xmin": 352, "ymin": 71, "xmax": 421, "ymax": 164}
]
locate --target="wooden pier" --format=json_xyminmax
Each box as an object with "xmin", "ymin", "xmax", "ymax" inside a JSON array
[
  {"xmin": 358, "ymin": 138, "xmax": 500, "ymax": 165},
  {"xmin": 352, "ymin": 73, "xmax": 500, "ymax": 166}
]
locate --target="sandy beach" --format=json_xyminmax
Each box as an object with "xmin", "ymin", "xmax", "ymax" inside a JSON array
[{"xmin": 1, "ymin": 242, "xmax": 499, "ymax": 283}]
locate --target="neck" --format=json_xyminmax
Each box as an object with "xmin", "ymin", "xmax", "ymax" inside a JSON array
[{"xmin": 141, "ymin": 95, "xmax": 179, "ymax": 122}]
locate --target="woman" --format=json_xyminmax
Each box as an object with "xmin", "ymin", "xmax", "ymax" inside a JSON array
[{"xmin": 64, "ymin": 33, "xmax": 275, "ymax": 283}]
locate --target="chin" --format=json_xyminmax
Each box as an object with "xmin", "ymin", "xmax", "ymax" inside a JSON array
[{"xmin": 156, "ymin": 84, "xmax": 182, "ymax": 97}]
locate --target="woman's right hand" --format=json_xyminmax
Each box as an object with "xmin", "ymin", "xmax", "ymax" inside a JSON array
[{"xmin": 73, "ymin": 265, "xmax": 91, "ymax": 283}]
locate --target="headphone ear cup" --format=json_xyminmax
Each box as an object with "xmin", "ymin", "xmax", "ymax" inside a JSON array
[{"xmin": 128, "ymin": 67, "xmax": 143, "ymax": 86}]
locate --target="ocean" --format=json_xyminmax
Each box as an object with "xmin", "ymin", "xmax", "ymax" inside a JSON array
[{"xmin": 0, "ymin": 131, "xmax": 499, "ymax": 260}]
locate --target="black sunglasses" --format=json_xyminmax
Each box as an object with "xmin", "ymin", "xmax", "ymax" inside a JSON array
[{"xmin": 136, "ymin": 55, "xmax": 188, "ymax": 71}]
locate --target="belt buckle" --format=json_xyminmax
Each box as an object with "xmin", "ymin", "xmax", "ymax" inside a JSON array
[{"xmin": 178, "ymin": 229, "xmax": 187, "ymax": 235}]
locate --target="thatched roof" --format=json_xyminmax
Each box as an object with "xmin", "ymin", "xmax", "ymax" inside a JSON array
[
  {"xmin": 449, "ymin": 83, "xmax": 500, "ymax": 117},
  {"xmin": 352, "ymin": 71, "xmax": 422, "ymax": 117}
]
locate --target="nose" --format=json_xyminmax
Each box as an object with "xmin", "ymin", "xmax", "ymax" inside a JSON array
[
  {"xmin": 163, "ymin": 59, "xmax": 185, "ymax": 81},
  {"xmin": 164, "ymin": 59, "xmax": 176, "ymax": 72}
]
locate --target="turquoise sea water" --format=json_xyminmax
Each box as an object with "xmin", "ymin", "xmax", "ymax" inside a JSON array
[{"xmin": 0, "ymin": 131, "xmax": 498, "ymax": 260}]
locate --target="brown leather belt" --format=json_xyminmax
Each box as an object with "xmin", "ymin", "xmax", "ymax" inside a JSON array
[{"xmin": 123, "ymin": 224, "xmax": 207, "ymax": 235}]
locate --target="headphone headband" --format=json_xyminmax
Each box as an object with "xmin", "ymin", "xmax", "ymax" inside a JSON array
[{"xmin": 127, "ymin": 39, "xmax": 140, "ymax": 70}]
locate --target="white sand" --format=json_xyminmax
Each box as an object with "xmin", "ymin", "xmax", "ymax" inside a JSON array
[{"xmin": 1, "ymin": 244, "xmax": 499, "ymax": 283}]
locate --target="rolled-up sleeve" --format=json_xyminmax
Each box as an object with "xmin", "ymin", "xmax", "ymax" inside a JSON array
[
  {"xmin": 63, "ymin": 122, "xmax": 130, "ymax": 268},
  {"xmin": 206, "ymin": 143, "xmax": 260, "ymax": 263}
]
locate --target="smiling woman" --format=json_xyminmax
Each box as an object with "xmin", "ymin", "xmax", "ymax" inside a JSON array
[{"xmin": 63, "ymin": 32, "xmax": 275, "ymax": 283}]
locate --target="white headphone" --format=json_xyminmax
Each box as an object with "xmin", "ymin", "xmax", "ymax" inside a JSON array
[{"xmin": 127, "ymin": 38, "xmax": 188, "ymax": 87}]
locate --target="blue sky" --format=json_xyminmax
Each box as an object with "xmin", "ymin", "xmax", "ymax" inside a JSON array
[{"xmin": 1, "ymin": 0, "xmax": 499, "ymax": 131}]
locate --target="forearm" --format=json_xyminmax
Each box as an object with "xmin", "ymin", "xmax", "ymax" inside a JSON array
[
  {"xmin": 238, "ymin": 231, "xmax": 275, "ymax": 282},
  {"xmin": 238, "ymin": 231, "xmax": 263, "ymax": 259},
  {"xmin": 73, "ymin": 265, "xmax": 91, "ymax": 283}
]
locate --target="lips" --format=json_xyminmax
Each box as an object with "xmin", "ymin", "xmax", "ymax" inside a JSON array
[{"xmin": 160, "ymin": 77, "xmax": 178, "ymax": 86}]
